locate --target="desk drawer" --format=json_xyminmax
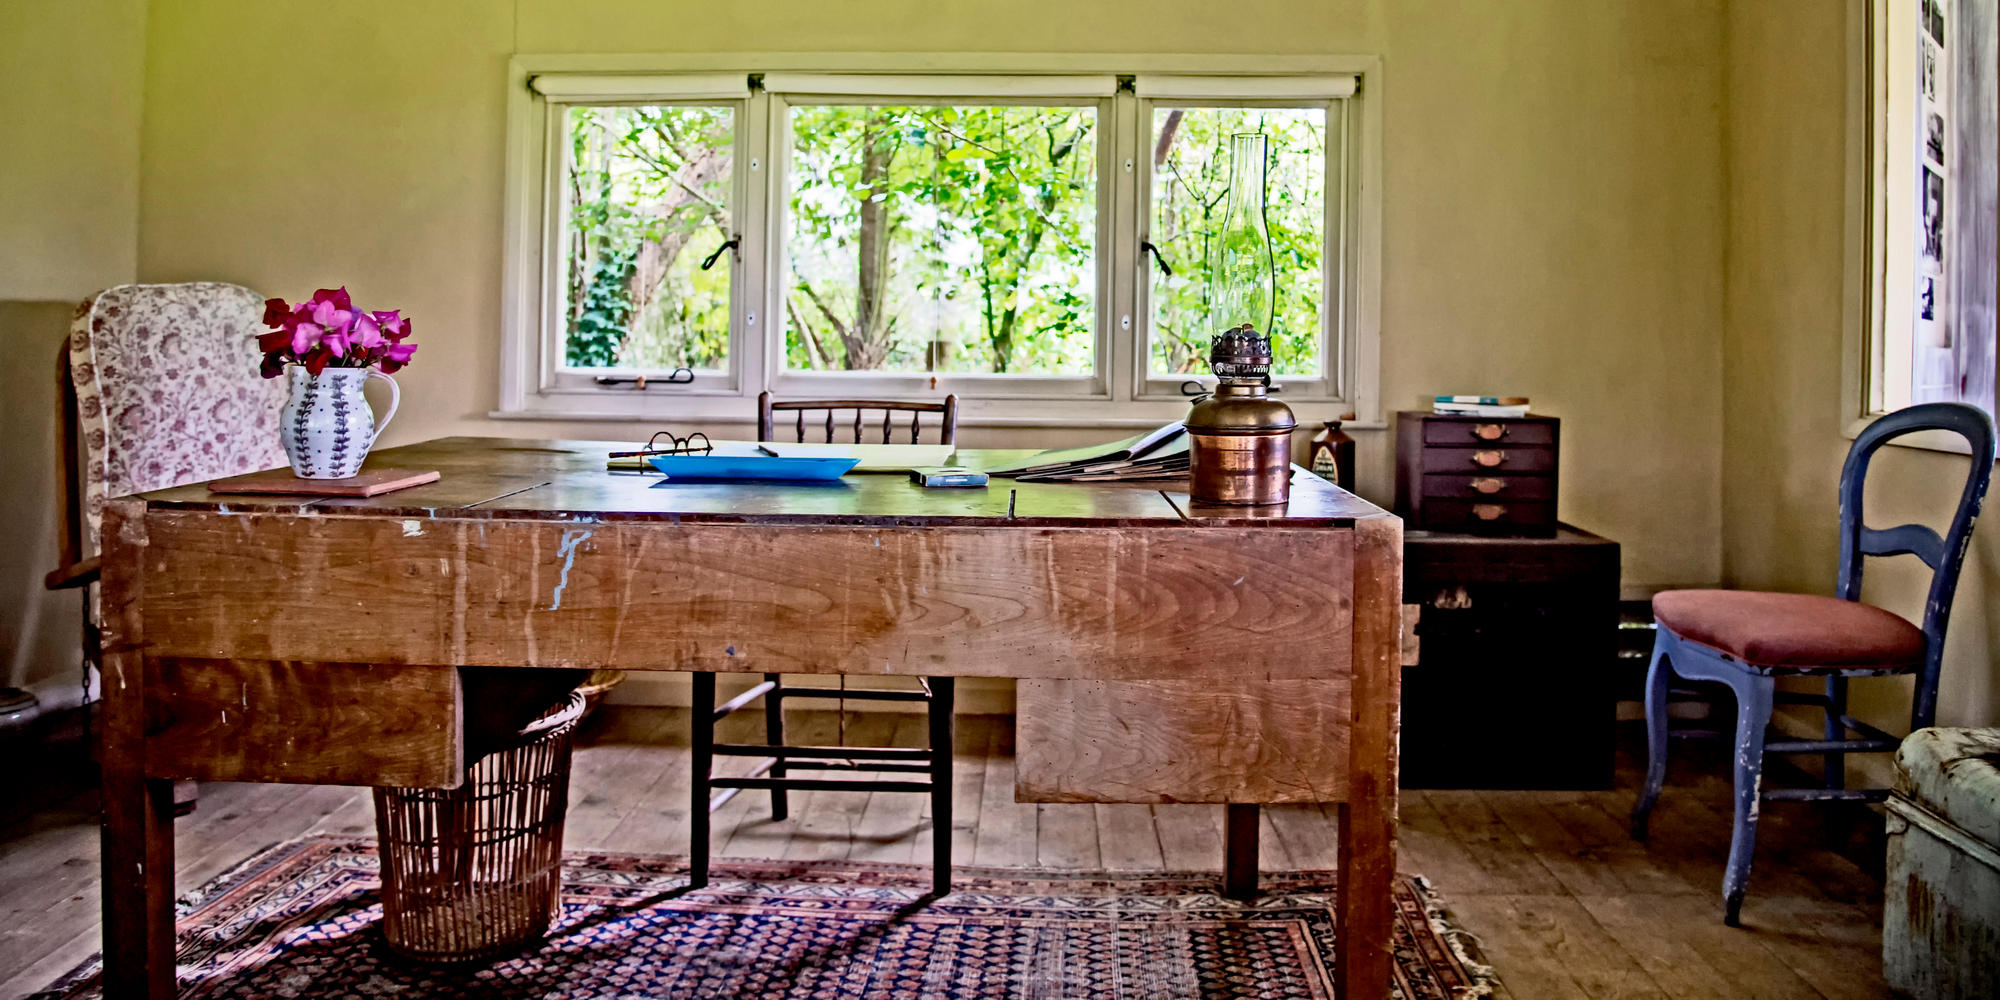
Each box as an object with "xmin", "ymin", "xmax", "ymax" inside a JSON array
[
  {"xmin": 1418, "ymin": 445, "xmax": 1554, "ymax": 474},
  {"xmin": 1422, "ymin": 420, "xmax": 1557, "ymax": 447},
  {"xmin": 1422, "ymin": 474, "xmax": 1555, "ymax": 500},
  {"xmin": 1421, "ymin": 499, "xmax": 1556, "ymax": 531}
]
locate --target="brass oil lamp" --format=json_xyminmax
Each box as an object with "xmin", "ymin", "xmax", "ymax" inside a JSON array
[
  {"xmin": 1188, "ymin": 329, "xmax": 1296, "ymax": 504},
  {"xmin": 1187, "ymin": 132, "xmax": 1296, "ymax": 505}
]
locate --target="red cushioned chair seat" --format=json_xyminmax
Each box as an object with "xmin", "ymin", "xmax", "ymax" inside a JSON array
[{"xmin": 1652, "ymin": 590, "xmax": 1927, "ymax": 672}]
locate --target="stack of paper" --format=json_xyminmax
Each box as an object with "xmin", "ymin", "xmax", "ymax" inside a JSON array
[{"xmin": 990, "ymin": 422, "xmax": 1191, "ymax": 482}]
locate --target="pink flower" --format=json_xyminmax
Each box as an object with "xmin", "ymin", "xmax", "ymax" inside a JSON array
[
  {"xmin": 310, "ymin": 298, "xmax": 353, "ymax": 334},
  {"xmin": 379, "ymin": 341, "xmax": 418, "ymax": 373},
  {"xmin": 371, "ymin": 310, "xmax": 407, "ymax": 339},
  {"xmin": 290, "ymin": 320, "xmax": 324, "ymax": 356},
  {"xmin": 352, "ymin": 312, "xmax": 384, "ymax": 350},
  {"xmin": 256, "ymin": 287, "xmax": 414, "ymax": 378}
]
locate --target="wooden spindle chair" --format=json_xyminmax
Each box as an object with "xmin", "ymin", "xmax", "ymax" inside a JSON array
[
  {"xmin": 690, "ymin": 393, "xmax": 959, "ymax": 895},
  {"xmin": 756, "ymin": 392, "xmax": 959, "ymax": 447}
]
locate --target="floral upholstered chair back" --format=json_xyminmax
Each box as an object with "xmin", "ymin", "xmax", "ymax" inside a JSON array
[{"xmin": 68, "ymin": 283, "xmax": 288, "ymax": 558}]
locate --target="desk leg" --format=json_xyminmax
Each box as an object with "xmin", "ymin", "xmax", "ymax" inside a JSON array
[
  {"xmin": 1336, "ymin": 515, "xmax": 1403, "ymax": 1000},
  {"xmin": 98, "ymin": 501, "xmax": 176, "ymax": 1000},
  {"xmin": 100, "ymin": 775, "xmax": 176, "ymax": 999},
  {"xmin": 1223, "ymin": 804, "xmax": 1260, "ymax": 900}
]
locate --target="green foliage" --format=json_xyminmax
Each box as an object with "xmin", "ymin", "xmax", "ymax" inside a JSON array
[
  {"xmin": 562, "ymin": 105, "xmax": 733, "ymax": 371},
  {"xmin": 567, "ymin": 243, "xmax": 637, "ymax": 368},
  {"xmin": 784, "ymin": 104, "xmax": 1097, "ymax": 375},
  {"xmin": 559, "ymin": 100, "xmax": 1331, "ymax": 380},
  {"xmin": 1149, "ymin": 107, "xmax": 1328, "ymax": 377}
]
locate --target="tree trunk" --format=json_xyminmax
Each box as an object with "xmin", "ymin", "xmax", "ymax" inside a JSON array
[
  {"xmin": 845, "ymin": 113, "xmax": 896, "ymax": 370},
  {"xmin": 626, "ymin": 148, "xmax": 731, "ymax": 315}
]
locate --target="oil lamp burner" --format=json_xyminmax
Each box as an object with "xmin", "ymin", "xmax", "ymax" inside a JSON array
[
  {"xmin": 1188, "ymin": 329, "xmax": 1296, "ymax": 504},
  {"xmin": 1187, "ymin": 132, "xmax": 1297, "ymax": 505}
]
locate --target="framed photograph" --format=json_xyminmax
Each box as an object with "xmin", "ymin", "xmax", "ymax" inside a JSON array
[
  {"xmin": 1925, "ymin": 0, "xmax": 1946, "ymax": 44},
  {"xmin": 1926, "ymin": 109, "xmax": 1946, "ymax": 165},
  {"xmin": 1921, "ymin": 166, "xmax": 1945, "ymax": 271},
  {"xmin": 1922, "ymin": 41, "xmax": 1939, "ymax": 99}
]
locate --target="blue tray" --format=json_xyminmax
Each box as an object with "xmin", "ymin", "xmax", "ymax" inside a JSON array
[{"xmin": 647, "ymin": 453, "xmax": 860, "ymax": 481}]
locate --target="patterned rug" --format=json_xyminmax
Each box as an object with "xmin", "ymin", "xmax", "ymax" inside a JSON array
[{"xmin": 36, "ymin": 837, "xmax": 1499, "ymax": 999}]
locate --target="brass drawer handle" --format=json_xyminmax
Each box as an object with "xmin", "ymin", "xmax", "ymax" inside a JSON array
[
  {"xmin": 1473, "ymin": 423, "xmax": 1507, "ymax": 441},
  {"xmin": 1472, "ymin": 503, "xmax": 1506, "ymax": 521},
  {"xmin": 1471, "ymin": 450, "xmax": 1505, "ymax": 468},
  {"xmin": 1470, "ymin": 477, "xmax": 1507, "ymax": 494}
]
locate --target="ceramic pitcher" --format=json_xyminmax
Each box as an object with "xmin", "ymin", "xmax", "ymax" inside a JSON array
[{"xmin": 280, "ymin": 366, "xmax": 400, "ymax": 479}]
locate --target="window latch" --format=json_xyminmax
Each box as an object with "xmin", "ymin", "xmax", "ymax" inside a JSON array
[
  {"xmin": 1140, "ymin": 240, "xmax": 1174, "ymax": 278},
  {"xmin": 593, "ymin": 367, "xmax": 694, "ymax": 390},
  {"xmin": 700, "ymin": 237, "xmax": 741, "ymax": 271}
]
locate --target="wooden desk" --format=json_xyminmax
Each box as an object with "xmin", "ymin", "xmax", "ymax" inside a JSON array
[{"xmin": 96, "ymin": 437, "xmax": 1402, "ymax": 999}]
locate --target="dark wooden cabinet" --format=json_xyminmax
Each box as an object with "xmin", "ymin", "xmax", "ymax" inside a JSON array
[
  {"xmin": 1394, "ymin": 411, "xmax": 1560, "ymax": 536},
  {"xmin": 1400, "ymin": 524, "xmax": 1621, "ymax": 789}
]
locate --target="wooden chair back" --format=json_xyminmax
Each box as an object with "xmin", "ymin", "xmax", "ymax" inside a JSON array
[
  {"xmin": 1835, "ymin": 401, "xmax": 1996, "ymax": 728},
  {"xmin": 757, "ymin": 391, "xmax": 958, "ymax": 445},
  {"xmin": 50, "ymin": 283, "xmax": 286, "ymax": 592}
]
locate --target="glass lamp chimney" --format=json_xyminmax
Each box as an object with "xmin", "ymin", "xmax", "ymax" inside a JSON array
[{"xmin": 1207, "ymin": 132, "xmax": 1276, "ymax": 338}]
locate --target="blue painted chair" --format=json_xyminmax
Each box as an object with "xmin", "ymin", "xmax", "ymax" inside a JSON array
[{"xmin": 1631, "ymin": 402, "xmax": 1996, "ymax": 925}]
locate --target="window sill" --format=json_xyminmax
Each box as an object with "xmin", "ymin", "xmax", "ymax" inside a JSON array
[{"xmin": 1843, "ymin": 415, "xmax": 1988, "ymax": 458}]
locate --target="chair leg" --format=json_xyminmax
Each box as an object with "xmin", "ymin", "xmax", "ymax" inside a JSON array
[
  {"xmin": 764, "ymin": 672, "xmax": 788, "ymax": 820},
  {"xmin": 927, "ymin": 677, "xmax": 955, "ymax": 896},
  {"xmin": 1822, "ymin": 675, "xmax": 1848, "ymax": 791},
  {"xmin": 1631, "ymin": 633, "xmax": 1673, "ymax": 840},
  {"xmin": 1722, "ymin": 673, "xmax": 1775, "ymax": 926},
  {"xmin": 690, "ymin": 671, "xmax": 715, "ymax": 889}
]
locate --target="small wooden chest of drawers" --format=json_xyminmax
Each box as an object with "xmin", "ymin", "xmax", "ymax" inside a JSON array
[{"xmin": 1394, "ymin": 411, "xmax": 1559, "ymax": 536}]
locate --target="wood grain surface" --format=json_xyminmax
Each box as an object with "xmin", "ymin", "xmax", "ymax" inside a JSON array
[
  {"xmin": 1014, "ymin": 678, "xmax": 1352, "ymax": 803},
  {"xmin": 143, "ymin": 659, "xmax": 462, "ymax": 786},
  {"xmin": 137, "ymin": 512, "xmax": 1355, "ymax": 679},
  {"xmin": 1335, "ymin": 512, "xmax": 1404, "ymax": 1000},
  {"xmin": 96, "ymin": 499, "xmax": 176, "ymax": 1000}
]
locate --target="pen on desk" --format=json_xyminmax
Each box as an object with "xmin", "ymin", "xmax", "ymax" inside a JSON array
[
  {"xmin": 1007, "ymin": 489, "xmax": 1017, "ymax": 519},
  {"xmin": 756, "ymin": 445, "xmax": 779, "ymax": 456}
]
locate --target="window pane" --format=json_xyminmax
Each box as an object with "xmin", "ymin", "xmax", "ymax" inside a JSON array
[
  {"xmin": 560, "ymin": 105, "xmax": 733, "ymax": 371},
  {"xmin": 1148, "ymin": 107, "xmax": 1326, "ymax": 377},
  {"xmin": 785, "ymin": 104, "xmax": 1097, "ymax": 376}
]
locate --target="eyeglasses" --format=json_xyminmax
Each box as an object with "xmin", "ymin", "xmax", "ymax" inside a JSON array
[{"xmin": 607, "ymin": 430, "xmax": 714, "ymax": 459}]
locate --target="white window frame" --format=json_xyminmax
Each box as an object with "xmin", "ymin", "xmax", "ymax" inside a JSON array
[
  {"xmin": 498, "ymin": 53, "xmax": 1383, "ymax": 428},
  {"xmin": 1133, "ymin": 78, "xmax": 1356, "ymax": 402},
  {"xmin": 536, "ymin": 82, "xmax": 754, "ymax": 398}
]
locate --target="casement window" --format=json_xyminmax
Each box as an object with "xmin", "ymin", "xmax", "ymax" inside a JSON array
[
  {"xmin": 500, "ymin": 57, "xmax": 1381, "ymax": 426},
  {"xmin": 1851, "ymin": 0, "xmax": 1997, "ymax": 444}
]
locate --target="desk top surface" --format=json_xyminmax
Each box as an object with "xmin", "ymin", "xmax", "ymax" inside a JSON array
[{"xmin": 136, "ymin": 436, "xmax": 1391, "ymax": 529}]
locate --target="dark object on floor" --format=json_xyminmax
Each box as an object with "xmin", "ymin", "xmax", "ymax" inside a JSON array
[
  {"xmin": 374, "ymin": 691, "xmax": 586, "ymax": 963},
  {"xmin": 30, "ymin": 838, "xmax": 1500, "ymax": 1000},
  {"xmin": 1394, "ymin": 410, "xmax": 1560, "ymax": 535},
  {"xmin": 1400, "ymin": 524, "xmax": 1621, "ymax": 789},
  {"xmin": 1633, "ymin": 401, "xmax": 1997, "ymax": 925}
]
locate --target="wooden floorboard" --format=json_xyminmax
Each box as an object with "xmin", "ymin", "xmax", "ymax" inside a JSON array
[{"xmin": 0, "ymin": 710, "xmax": 1897, "ymax": 1000}]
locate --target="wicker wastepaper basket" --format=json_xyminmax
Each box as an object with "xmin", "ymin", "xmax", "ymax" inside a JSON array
[{"xmin": 373, "ymin": 690, "xmax": 586, "ymax": 962}]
